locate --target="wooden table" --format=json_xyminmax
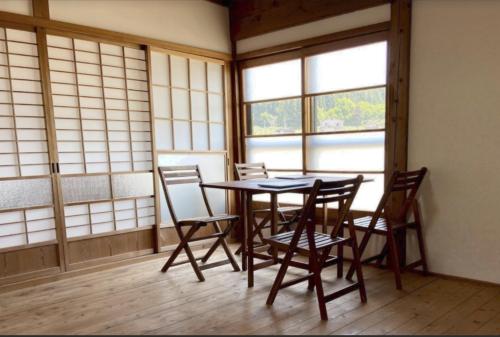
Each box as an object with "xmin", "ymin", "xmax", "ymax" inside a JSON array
[{"xmin": 202, "ymin": 176, "xmax": 368, "ymax": 287}]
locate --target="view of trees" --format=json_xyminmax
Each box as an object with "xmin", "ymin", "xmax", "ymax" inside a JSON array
[{"xmin": 248, "ymin": 87, "xmax": 385, "ymax": 135}]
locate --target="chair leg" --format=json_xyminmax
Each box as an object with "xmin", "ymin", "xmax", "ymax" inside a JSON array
[
  {"xmin": 266, "ymin": 247, "xmax": 293, "ymax": 305},
  {"xmin": 310, "ymin": 252, "xmax": 328, "ymax": 320},
  {"xmin": 348, "ymin": 225, "xmax": 367, "ymax": 303},
  {"xmin": 235, "ymin": 213, "xmax": 270, "ymax": 255},
  {"xmin": 387, "ymin": 229, "xmax": 402, "ymax": 290},
  {"xmin": 415, "ymin": 223, "xmax": 429, "ymax": 275},
  {"xmin": 413, "ymin": 202, "xmax": 429, "ymax": 275},
  {"xmin": 347, "ymin": 229, "xmax": 373, "ymax": 280},
  {"xmin": 162, "ymin": 225, "xmax": 205, "ymax": 282},
  {"xmin": 201, "ymin": 221, "xmax": 241, "ymax": 272},
  {"xmin": 307, "ymin": 253, "xmax": 315, "ymax": 291}
]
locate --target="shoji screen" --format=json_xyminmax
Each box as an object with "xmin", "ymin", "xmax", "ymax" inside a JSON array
[
  {"xmin": 150, "ymin": 50, "xmax": 227, "ymax": 227},
  {"xmin": 46, "ymin": 34, "xmax": 155, "ymax": 240},
  {"xmin": 0, "ymin": 27, "xmax": 57, "ymax": 249}
]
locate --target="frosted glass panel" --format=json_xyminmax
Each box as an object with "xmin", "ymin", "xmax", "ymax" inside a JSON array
[
  {"xmin": 306, "ymin": 41, "xmax": 387, "ymax": 94},
  {"xmin": 173, "ymin": 121, "xmax": 191, "ymax": 150},
  {"xmin": 0, "ymin": 178, "xmax": 53, "ymax": 210},
  {"xmin": 243, "ymin": 59, "xmax": 301, "ymax": 101},
  {"xmin": 61, "ymin": 175, "xmax": 111, "ymax": 203},
  {"xmin": 306, "ymin": 132, "xmax": 385, "ymax": 171},
  {"xmin": 111, "ymin": 172, "xmax": 154, "ymax": 198},
  {"xmin": 157, "ymin": 153, "xmax": 226, "ymax": 225},
  {"xmin": 246, "ymin": 136, "xmax": 302, "ymax": 170}
]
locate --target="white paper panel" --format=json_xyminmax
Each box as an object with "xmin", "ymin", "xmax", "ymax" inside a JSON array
[
  {"xmin": 207, "ymin": 63, "xmax": 223, "ymax": 93},
  {"xmin": 191, "ymin": 91, "xmax": 207, "ymax": 121},
  {"xmin": 170, "ymin": 55, "xmax": 188, "ymax": 88},
  {"xmin": 173, "ymin": 120, "xmax": 191, "ymax": 150},
  {"xmin": 171, "ymin": 88, "xmax": 189, "ymax": 119},
  {"xmin": 209, "ymin": 123, "xmax": 225, "ymax": 151},
  {"xmin": 192, "ymin": 122, "xmax": 209, "ymax": 151},
  {"xmin": 151, "ymin": 52, "xmax": 168, "ymax": 86},
  {"xmin": 208, "ymin": 94, "xmax": 224, "ymax": 122}
]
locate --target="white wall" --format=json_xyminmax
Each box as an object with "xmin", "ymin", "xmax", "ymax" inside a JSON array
[
  {"xmin": 409, "ymin": 0, "xmax": 500, "ymax": 283},
  {"xmin": 0, "ymin": 0, "xmax": 32, "ymax": 15},
  {"xmin": 48, "ymin": 0, "xmax": 231, "ymax": 53}
]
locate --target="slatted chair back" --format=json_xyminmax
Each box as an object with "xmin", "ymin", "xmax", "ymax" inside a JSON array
[
  {"xmin": 234, "ymin": 162, "xmax": 269, "ymax": 181},
  {"xmin": 371, "ymin": 167, "xmax": 428, "ymax": 225},
  {"xmin": 158, "ymin": 165, "xmax": 214, "ymax": 226},
  {"xmin": 294, "ymin": 176, "xmax": 363, "ymax": 241}
]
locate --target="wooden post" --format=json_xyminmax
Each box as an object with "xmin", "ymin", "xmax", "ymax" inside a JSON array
[
  {"xmin": 32, "ymin": 0, "xmax": 50, "ymax": 19},
  {"xmin": 386, "ymin": 0, "xmax": 412, "ymax": 211}
]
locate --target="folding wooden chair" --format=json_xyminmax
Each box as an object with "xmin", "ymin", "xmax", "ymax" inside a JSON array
[
  {"xmin": 346, "ymin": 167, "xmax": 428, "ymax": 289},
  {"xmin": 158, "ymin": 165, "xmax": 240, "ymax": 281},
  {"xmin": 233, "ymin": 162, "xmax": 302, "ymax": 255},
  {"xmin": 264, "ymin": 176, "xmax": 366, "ymax": 321}
]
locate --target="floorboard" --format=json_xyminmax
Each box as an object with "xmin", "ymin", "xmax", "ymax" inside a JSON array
[{"xmin": 0, "ymin": 245, "xmax": 498, "ymax": 335}]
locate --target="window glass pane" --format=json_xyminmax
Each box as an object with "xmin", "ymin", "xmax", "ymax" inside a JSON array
[
  {"xmin": 306, "ymin": 132, "xmax": 384, "ymax": 171},
  {"xmin": 246, "ymin": 136, "xmax": 302, "ymax": 170},
  {"xmin": 248, "ymin": 98, "xmax": 301, "ymax": 135},
  {"xmin": 243, "ymin": 59, "xmax": 301, "ymax": 102},
  {"xmin": 306, "ymin": 41, "xmax": 387, "ymax": 94},
  {"xmin": 312, "ymin": 87, "xmax": 385, "ymax": 132}
]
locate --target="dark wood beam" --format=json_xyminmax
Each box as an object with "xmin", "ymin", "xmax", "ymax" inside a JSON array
[{"xmin": 230, "ymin": 0, "xmax": 389, "ymax": 40}]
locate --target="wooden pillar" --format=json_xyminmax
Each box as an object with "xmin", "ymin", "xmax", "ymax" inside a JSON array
[
  {"xmin": 386, "ymin": 0, "xmax": 412, "ymax": 211},
  {"xmin": 32, "ymin": 0, "xmax": 50, "ymax": 19}
]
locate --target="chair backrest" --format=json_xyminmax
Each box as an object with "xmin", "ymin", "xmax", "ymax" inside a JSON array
[
  {"xmin": 295, "ymin": 176, "xmax": 363, "ymax": 240},
  {"xmin": 372, "ymin": 167, "xmax": 428, "ymax": 223},
  {"xmin": 158, "ymin": 165, "xmax": 213, "ymax": 225},
  {"xmin": 234, "ymin": 162, "xmax": 269, "ymax": 181}
]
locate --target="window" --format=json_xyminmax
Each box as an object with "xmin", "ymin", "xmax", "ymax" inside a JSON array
[
  {"xmin": 150, "ymin": 50, "xmax": 227, "ymax": 227},
  {"xmin": 242, "ymin": 40, "xmax": 388, "ymax": 210}
]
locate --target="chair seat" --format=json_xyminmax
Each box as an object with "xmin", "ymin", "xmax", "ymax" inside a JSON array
[
  {"xmin": 264, "ymin": 231, "xmax": 349, "ymax": 254},
  {"xmin": 179, "ymin": 214, "xmax": 239, "ymax": 226},
  {"xmin": 352, "ymin": 216, "xmax": 411, "ymax": 233},
  {"xmin": 252, "ymin": 205, "xmax": 302, "ymax": 214}
]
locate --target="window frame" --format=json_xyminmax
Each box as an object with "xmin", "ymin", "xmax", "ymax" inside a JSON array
[{"xmin": 238, "ymin": 31, "xmax": 390, "ymax": 208}]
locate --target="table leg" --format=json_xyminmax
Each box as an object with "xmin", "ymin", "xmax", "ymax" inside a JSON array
[
  {"xmin": 241, "ymin": 191, "xmax": 247, "ymax": 272},
  {"xmin": 270, "ymin": 193, "xmax": 279, "ymax": 263},
  {"xmin": 246, "ymin": 191, "xmax": 254, "ymax": 287}
]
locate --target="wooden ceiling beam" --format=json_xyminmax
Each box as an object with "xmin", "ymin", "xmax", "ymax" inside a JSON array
[{"xmin": 230, "ymin": 0, "xmax": 390, "ymax": 41}]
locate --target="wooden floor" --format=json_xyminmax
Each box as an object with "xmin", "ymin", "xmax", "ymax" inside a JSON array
[{"xmin": 0, "ymin": 246, "xmax": 499, "ymax": 335}]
